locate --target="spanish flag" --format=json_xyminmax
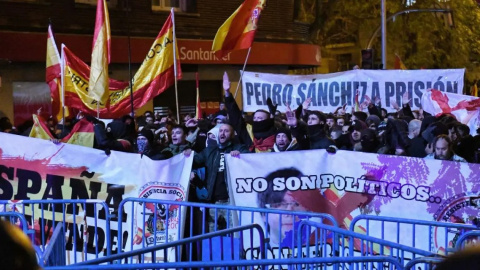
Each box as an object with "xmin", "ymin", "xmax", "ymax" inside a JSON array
[
  {"xmin": 394, "ymin": 54, "xmax": 407, "ymax": 70},
  {"xmin": 63, "ymin": 13, "xmax": 181, "ymax": 119},
  {"xmin": 471, "ymin": 80, "xmax": 478, "ymax": 97},
  {"xmin": 29, "ymin": 115, "xmax": 94, "ymax": 147},
  {"xmin": 88, "ymin": 0, "xmax": 111, "ymax": 107},
  {"xmin": 212, "ymin": 0, "xmax": 266, "ymax": 58},
  {"xmin": 46, "ymin": 25, "xmax": 70, "ymax": 122}
]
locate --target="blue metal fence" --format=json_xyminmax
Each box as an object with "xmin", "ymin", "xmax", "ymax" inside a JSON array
[
  {"xmin": 350, "ymin": 214, "xmax": 477, "ymax": 255},
  {"xmin": 44, "ymin": 256, "xmax": 404, "ymax": 270},
  {"xmin": 297, "ymin": 220, "xmax": 438, "ymax": 267},
  {"xmin": 0, "ymin": 199, "xmax": 111, "ymax": 264},
  {"xmin": 117, "ymin": 198, "xmax": 338, "ymax": 262}
]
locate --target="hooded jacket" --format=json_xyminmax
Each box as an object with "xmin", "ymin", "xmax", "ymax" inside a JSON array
[{"xmin": 192, "ymin": 141, "xmax": 250, "ymax": 202}]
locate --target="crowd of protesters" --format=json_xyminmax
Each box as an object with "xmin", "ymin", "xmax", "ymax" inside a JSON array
[{"xmin": 2, "ymin": 73, "xmax": 480, "ymax": 202}]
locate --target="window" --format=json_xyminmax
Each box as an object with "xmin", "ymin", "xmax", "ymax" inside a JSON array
[
  {"xmin": 152, "ymin": 0, "xmax": 196, "ymax": 13},
  {"xmin": 75, "ymin": 0, "xmax": 117, "ymax": 8},
  {"xmin": 0, "ymin": 0, "xmax": 48, "ymax": 3}
]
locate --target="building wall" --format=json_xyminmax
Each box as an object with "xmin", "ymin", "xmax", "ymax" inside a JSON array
[
  {"xmin": 0, "ymin": 0, "xmax": 315, "ymax": 124},
  {"xmin": 0, "ymin": 0, "xmax": 310, "ymax": 42}
]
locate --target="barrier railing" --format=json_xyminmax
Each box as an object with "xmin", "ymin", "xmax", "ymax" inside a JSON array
[
  {"xmin": 72, "ymin": 224, "xmax": 265, "ymax": 265},
  {"xmin": 297, "ymin": 220, "xmax": 437, "ymax": 267},
  {"xmin": 0, "ymin": 211, "xmax": 30, "ymax": 233},
  {"xmin": 44, "ymin": 256, "xmax": 404, "ymax": 270},
  {"xmin": 455, "ymin": 230, "xmax": 480, "ymax": 250},
  {"xmin": 0, "ymin": 199, "xmax": 112, "ymax": 264},
  {"xmin": 40, "ymin": 223, "xmax": 66, "ymax": 267},
  {"xmin": 350, "ymin": 215, "xmax": 478, "ymax": 255},
  {"xmin": 404, "ymin": 256, "xmax": 444, "ymax": 270},
  {"xmin": 117, "ymin": 198, "xmax": 338, "ymax": 261}
]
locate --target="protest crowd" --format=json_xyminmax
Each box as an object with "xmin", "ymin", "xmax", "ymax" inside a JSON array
[{"xmin": 1, "ymin": 72, "xmax": 478, "ymax": 206}]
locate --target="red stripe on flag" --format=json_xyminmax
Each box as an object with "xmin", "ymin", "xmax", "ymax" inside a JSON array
[{"xmin": 431, "ymin": 90, "xmax": 452, "ymax": 115}]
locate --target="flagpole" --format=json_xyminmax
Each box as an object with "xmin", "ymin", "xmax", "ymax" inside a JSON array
[
  {"xmin": 171, "ymin": 8, "xmax": 180, "ymax": 123},
  {"xmin": 126, "ymin": 0, "xmax": 135, "ymax": 117},
  {"xmin": 233, "ymin": 47, "xmax": 252, "ymax": 99},
  {"xmin": 61, "ymin": 44, "xmax": 66, "ymax": 132}
]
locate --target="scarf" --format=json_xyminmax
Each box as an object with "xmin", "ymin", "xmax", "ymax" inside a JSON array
[{"xmin": 250, "ymin": 135, "xmax": 275, "ymax": 153}]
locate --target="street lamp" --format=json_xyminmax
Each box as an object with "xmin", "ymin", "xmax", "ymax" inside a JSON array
[{"xmin": 368, "ymin": 4, "xmax": 454, "ymax": 69}]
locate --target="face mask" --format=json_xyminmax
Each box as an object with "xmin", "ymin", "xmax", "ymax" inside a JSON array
[
  {"xmin": 137, "ymin": 139, "xmax": 149, "ymax": 154},
  {"xmin": 252, "ymin": 118, "xmax": 274, "ymax": 133}
]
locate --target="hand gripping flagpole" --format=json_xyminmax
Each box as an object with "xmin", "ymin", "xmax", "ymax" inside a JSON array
[
  {"xmin": 172, "ymin": 8, "xmax": 180, "ymax": 123},
  {"xmin": 233, "ymin": 47, "xmax": 252, "ymax": 99}
]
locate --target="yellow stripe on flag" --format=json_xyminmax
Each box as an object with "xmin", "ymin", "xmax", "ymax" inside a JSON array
[
  {"xmin": 29, "ymin": 115, "xmax": 54, "ymax": 140},
  {"xmin": 63, "ymin": 13, "xmax": 181, "ymax": 118},
  {"xmin": 88, "ymin": 0, "xmax": 111, "ymax": 106}
]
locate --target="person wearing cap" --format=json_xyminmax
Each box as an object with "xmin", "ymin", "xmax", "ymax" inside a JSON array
[
  {"xmin": 343, "ymin": 120, "xmax": 368, "ymax": 151},
  {"xmin": 136, "ymin": 128, "xmax": 163, "ymax": 160},
  {"xmin": 306, "ymin": 110, "xmax": 336, "ymax": 150}
]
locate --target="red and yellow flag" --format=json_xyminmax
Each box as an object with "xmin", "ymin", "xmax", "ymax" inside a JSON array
[
  {"xmin": 63, "ymin": 13, "xmax": 181, "ymax": 119},
  {"xmin": 195, "ymin": 72, "xmax": 202, "ymax": 119},
  {"xmin": 88, "ymin": 0, "xmax": 111, "ymax": 106},
  {"xmin": 212, "ymin": 0, "xmax": 266, "ymax": 58},
  {"xmin": 394, "ymin": 54, "xmax": 407, "ymax": 70},
  {"xmin": 46, "ymin": 25, "xmax": 70, "ymax": 122},
  {"xmin": 471, "ymin": 80, "xmax": 478, "ymax": 97},
  {"xmin": 29, "ymin": 114, "xmax": 94, "ymax": 147}
]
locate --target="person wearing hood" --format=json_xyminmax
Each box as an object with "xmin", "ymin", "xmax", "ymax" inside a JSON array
[
  {"xmin": 136, "ymin": 128, "xmax": 163, "ymax": 160},
  {"xmin": 92, "ymin": 118, "xmax": 133, "ymax": 154},
  {"xmin": 342, "ymin": 119, "xmax": 368, "ymax": 151},
  {"xmin": 306, "ymin": 110, "xmax": 336, "ymax": 150},
  {"xmin": 185, "ymin": 123, "xmax": 250, "ymax": 231},
  {"xmin": 222, "ymin": 72, "xmax": 276, "ymax": 153}
]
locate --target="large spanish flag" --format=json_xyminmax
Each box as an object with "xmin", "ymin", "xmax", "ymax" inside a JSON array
[
  {"xmin": 63, "ymin": 13, "xmax": 181, "ymax": 119},
  {"xmin": 88, "ymin": 0, "xmax": 111, "ymax": 106},
  {"xmin": 29, "ymin": 114, "xmax": 94, "ymax": 147},
  {"xmin": 212, "ymin": 0, "xmax": 266, "ymax": 58},
  {"xmin": 46, "ymin": 25, "xmax": 70, "ymax": 121}
]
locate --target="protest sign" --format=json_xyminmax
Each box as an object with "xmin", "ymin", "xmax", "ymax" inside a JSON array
[
  {"xmin": 242, "ymin": 69, "xmax": 465, "ymax": 113},
  {"xmin": 0, "ymin": 133, "xmax": 192, "ymax": 262},
  {"xmin": 226, "ymin": 149, "xmax": 480, "ymax": 258}
]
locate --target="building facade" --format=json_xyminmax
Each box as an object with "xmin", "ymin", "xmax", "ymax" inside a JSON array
[{"xmin": 0, "ymin": 0, "xmax": 321, "ymax": 124}]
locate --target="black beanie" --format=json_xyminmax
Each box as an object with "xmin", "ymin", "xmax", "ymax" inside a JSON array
[
  {"xmin": 138, "ymin": 128, "xmax": 154, "ymax": 144},
  {"xmin": 275, "ymin": 127, "xmax": 292, "ymax": 141}
]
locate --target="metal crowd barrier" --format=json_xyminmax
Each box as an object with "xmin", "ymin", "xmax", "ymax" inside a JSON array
[
  {"xmin": 297, "ymin": 220, "xmax": 437, "ymax": 267},
  {"xmin": 455, "ymin": 230, "xmax": 480, "ymax": 250},
  {"xmin": 0, "ymin": 199, "xmax": 112, "ymax": 264},
  {"xmin": 350, "ymin": 215, "xmax": 478, "ymax": 255},
  {"xmin": 0, "ymin": 211, "xmax": 31, "ymax": 233},
  {"xmin": 403, "ymin": 256, "xmax": 444, "ymax": 270},
  {"xmin": 117, "ymin": 198, "xmax": 338, "ymax": 262},
  {"xmin": 40, "ymin": 223, "xmax": 67, "ymax": 267},
  {"xmin": 70, "ymin": 224, "xmax": 265, "ymax": 266},
  {"xmin": 45, "ymin": 256, "xmax": 404, "ymax": 270}
]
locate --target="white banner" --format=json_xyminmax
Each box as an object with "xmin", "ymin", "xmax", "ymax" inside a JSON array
[
  {"xmin": 422, "ymin": 89, "xmax": 480, "ymax": 136},
  {"xmin": 226, "ymin": 150, "xmax": 480, "ymax": 257},
  {"xmin": 0, "ymin": 133, "xmax": 192, "ymax": 262},
  {"xmin": 242, "ymin": 69, "xmax": 465, "ymax": 113}
]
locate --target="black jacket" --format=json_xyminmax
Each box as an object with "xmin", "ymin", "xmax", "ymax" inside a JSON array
[{"xmin": 192, "ymin": 142, "xmax": 250, "ymax": 202}]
